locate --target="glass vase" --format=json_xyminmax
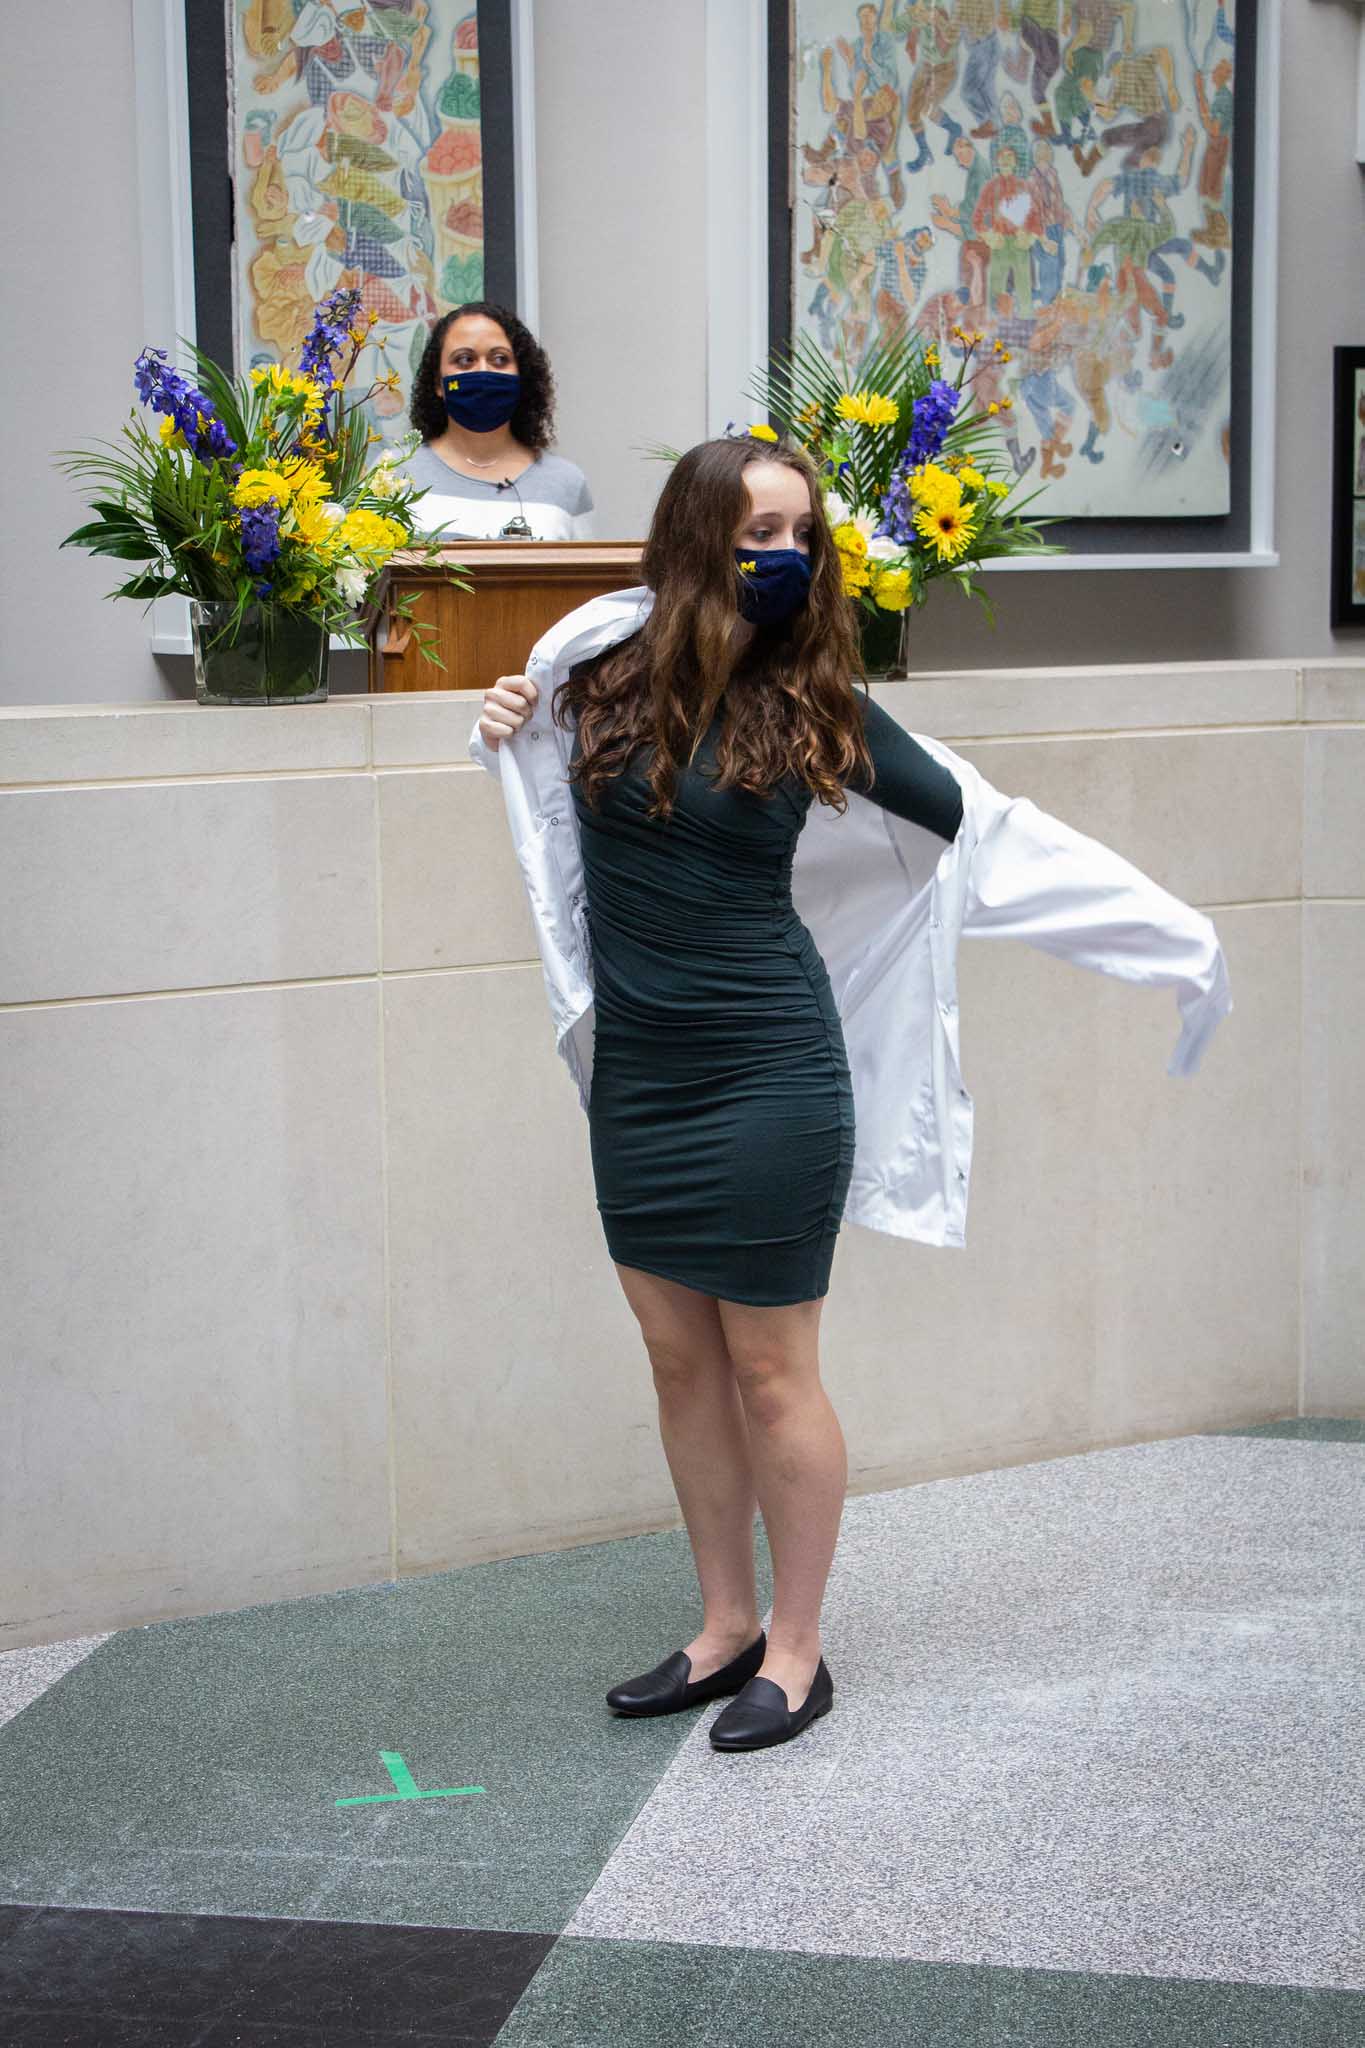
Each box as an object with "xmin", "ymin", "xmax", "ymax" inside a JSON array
[
  {"xmin": 191, "ymin": 601, "xmax": 330, "ymax": 705},
  {"xmin": 856, "ymin": 602, "xmax": 910, "ymax": 680}
]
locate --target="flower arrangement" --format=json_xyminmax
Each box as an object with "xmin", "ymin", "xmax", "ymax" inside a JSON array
[
  {"xmin": 745, "ymin": 327, "xmax": 1065, "ymax": 667},
  {"xmin": 59, "ymin": 288, "xmax": 457, "ymax": 701}
]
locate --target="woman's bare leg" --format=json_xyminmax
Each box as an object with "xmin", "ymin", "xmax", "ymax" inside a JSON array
[
  {"xmin": 613, "ymin": 1263, "xmax": 763, "ymax": 1679},
  {"xmin": 716, "ymin": 1295, "xmax": 847, "ymax": 1710}
]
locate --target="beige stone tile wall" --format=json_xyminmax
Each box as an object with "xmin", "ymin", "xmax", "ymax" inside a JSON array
[{"xmin": 1, "ymin": 660, "xmax": 1361, "ymax": 1647}]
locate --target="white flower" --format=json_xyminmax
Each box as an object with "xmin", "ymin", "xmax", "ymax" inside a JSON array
[
  {"xmin": 335, "ymin": 561, "xmax": 368, "ymax": 606},
  {"xmin": 369, "ymin": 465, "xmax": 402, "ymax": 499},
  {"xmin": 827, "ymin": 495, "xmax": 882, "ymax": 544},
  {"xmin": 867, "ymin": 534, "xmax": 901, "ymax": 561},
  {"xmin": 319, "ymin": 500, "xmax": 346, "ymax": 524},
  {"xmin": 372, "ymin": 433, "xmax": 417, "ymax": 468}
]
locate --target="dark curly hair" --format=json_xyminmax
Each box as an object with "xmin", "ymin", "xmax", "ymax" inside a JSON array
[{"xmin": 408, "ymin": 302, "xmax": 556, "ymax": 453}]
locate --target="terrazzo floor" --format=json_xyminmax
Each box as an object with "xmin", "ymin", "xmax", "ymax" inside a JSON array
[{"xmin": 1, "ymin": 1421, "xmax": 1361, "ymax": 2045}]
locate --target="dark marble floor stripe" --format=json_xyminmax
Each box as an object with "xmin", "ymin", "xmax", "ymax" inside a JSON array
[
  {"xmin": 0, "ymin": 1903, "xmax": 553, "ymax": 2047},
  {"xmin": 0, "ymin": 1525, "xmax": 772, "ymax": 1931},
  {"xmin": 1209, "ymin": 1417, "xmax": 1365, "ymax": 1441},
  {"xmin": 493, "ymin": 1934, "xmax": 1365, "ymax": 2047}
]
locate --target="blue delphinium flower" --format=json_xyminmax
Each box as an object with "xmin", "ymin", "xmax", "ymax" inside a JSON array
[
  {"xmin": 876, "ymin": 380, "xmax": 960, "ymax": 544},
  {"xmin": 133, "ymin": 347, "xmax": 238, "ymax": 464},
  {"xmin": 238, "ymin": 500, "xmax": 282, "ymax": 594},
  {"xmin": 906, "ymin": 378, "xmax": 958, "ymax": 464},
  {"xmin": 298, "ymin": 286, "xmax": 365, "ymax": 388}
]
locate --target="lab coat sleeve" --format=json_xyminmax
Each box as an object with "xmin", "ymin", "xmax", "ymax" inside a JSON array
[
  {"xmin": 961, "ymin": 793, "xmax": 1232, "ymax": 1077},
  {"xmin": 467, "ymin": 708, "xmax": 502, "ymax": 780}
]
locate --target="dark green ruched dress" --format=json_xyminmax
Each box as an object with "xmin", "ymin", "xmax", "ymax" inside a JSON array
[{"xmin": 571, "ymin": 693, "xmax": 963, "ymax": 1306}]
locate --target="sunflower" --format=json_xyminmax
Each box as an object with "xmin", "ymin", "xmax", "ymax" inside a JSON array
[{"xmin": 913, "ymin": 500, "xmax": 977, "ymax": 562}]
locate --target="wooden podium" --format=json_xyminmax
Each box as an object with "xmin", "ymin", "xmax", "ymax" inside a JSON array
[{"xmin": 367, "ymin": 540, "xmax": 645, "ymax": 692}]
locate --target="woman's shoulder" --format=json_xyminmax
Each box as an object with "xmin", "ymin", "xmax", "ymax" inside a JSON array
[
  {"xmin": 528, "ymin": 450, "xmax": 593, "ymax": 510},
  {"xmin": 530, "ymin": 449, "xmax": 586, "ymax": 483}
]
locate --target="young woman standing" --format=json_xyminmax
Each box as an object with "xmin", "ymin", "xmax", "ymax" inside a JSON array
[{"xmin": 477, "ymin": 436, "xmax": 963, "ymax": 1751}]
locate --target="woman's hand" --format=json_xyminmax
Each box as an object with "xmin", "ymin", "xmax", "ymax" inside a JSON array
[{"xmin": 478, "ymin": 673, "xmax": 539, "ymax": 750}]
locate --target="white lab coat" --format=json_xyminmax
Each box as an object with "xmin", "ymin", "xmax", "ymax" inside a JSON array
[{"xmin": 468, "ymin": 587, "xmax": 1231, "ymax": 1249}]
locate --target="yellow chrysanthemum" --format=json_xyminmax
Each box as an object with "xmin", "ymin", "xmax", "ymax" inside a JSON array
[
  {"xmin": 232, "ymin": 468, "xmax": 291, "ymax": 508},
  {"xmin": 959, "ymin": 465, "xmax": 985, "ymax": 490},
  {"xmin": 831, "ymin": 521, "xmax": 868, "ymax": 558},
  {"xmin": 986, "ymin": 479, "xmax": 1010, "ymax": 499},
  {"xmin": 277, "ymin": 457, "xmax": 329, "ymax": 505},
  {"xmin": 840, "ymin": 558, "xmax": 872, "ymax": 595},
  {"xmin": 835, "ymin": 390, "xmax": 899, "ymax": 429},
  {"xmin": 913, "ymin": 501, "xmax": 977, "ymax": 563},
  {"xmin": 871, "ymin": 566, "xmax": 912, "ymax": 611},
  {"xmin": 747, "ymin": 422, "xmax": 779, "ymax": 443},
  {"xmin": 338, "ymin": 508, "xmax": 407, "ymax": 563},
  {"xmin": 289, "ymin": 497, "xmax": 345, "ymax": 551},
  {"xmin": 909, "ymin": 463, "xmax": 962, "ymax": 515}
]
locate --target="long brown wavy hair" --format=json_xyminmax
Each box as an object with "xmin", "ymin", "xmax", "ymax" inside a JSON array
[{"xmin": 553, "ymin": 436, "xmax": 873, "ymax": 819}]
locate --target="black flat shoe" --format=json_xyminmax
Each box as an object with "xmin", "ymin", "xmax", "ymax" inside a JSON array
[
  {"xmin": 708, "ymin": 1657, "xmax": 834, "ymax": 1751},
  {"xmin": 606, "ymin": 1633, "xmax": 766, "ymax": 1717}
]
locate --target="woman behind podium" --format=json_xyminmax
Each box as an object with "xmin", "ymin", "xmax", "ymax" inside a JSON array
[{"xmin": 402, "ymin": 302, "xmax": 595, "ymax": 541}]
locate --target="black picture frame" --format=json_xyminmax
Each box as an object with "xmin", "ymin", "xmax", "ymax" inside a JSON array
[
  {"xmin": 1330, "ymin": 345, "xmax": 1365, "ymax": 629},
  {"xmin": 766, "ymin": 0, "xmax": 1262, "ymax": 559},
  {"xmin": 184, "ymin": 0, "xmax": 520, "ymax": 379}
]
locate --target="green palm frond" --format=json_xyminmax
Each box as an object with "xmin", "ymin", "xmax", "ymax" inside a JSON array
[{"xmin": 183, "ymin": 340, "xmax": 249, "ymax": 449}]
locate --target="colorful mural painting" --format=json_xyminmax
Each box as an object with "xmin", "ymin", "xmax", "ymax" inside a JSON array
[
  {"xmin": 230, "ymin": 0, "xmax": 485, "ymax": 448},
  {"xmin": 793, "ymin": 0, "xmax": 1239, "ymax": 515}
]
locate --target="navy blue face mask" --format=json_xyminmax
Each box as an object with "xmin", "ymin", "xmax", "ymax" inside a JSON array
[
  {"xmin": 442, "ymin": 369, "xmax": 521, "ymax": 433},
  {"xmin": 734, "ymin": 547, "xmax": 813, "ymax": 626}
]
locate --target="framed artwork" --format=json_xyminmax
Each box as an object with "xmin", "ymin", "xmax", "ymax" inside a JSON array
[
  {"xmin": 1330, "ymin": 345, "xmax": 1365, "ymax": 629},
  {"xmin": 772, "ymin": 0, "xmax": 1274, "ymax": 562},
  {"xmin": 184, "ymin": 0, "xmax": 521, "ymax": 450}
]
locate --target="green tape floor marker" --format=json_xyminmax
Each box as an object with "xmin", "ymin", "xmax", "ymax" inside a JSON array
[{"xmin": 335, "ymin": 1750, "xmax": 486, "ymax": 1807}]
